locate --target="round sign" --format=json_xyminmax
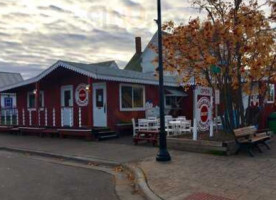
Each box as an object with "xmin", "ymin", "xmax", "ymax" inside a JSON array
[
  {"xmin": 75, "ymin": 84, "xmax": 89, "ymax": 106},
  {"xmin": 79, "ymin": 89, "xmax": 87, "ymax": 102},
  {"xmin": 200, "ymin": 105, "xmax": 208, "ymax": 122},
  {"xmin": 197, "ymin": 97, "xmax": 211, "ymax": 131}
]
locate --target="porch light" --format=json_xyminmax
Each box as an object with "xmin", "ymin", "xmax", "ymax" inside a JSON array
[
  {"xmin": 33, "ymin": 89, "xmax": 37, "ymax": 94},
  {"xmin": 85, "ymin": 85, "xmax": 90, "ymax": 91}
]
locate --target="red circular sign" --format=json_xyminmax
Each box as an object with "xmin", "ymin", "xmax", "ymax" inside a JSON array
[
  {"xmin": 200, "ymin": 105, "xmax": 208, "ymax": 122},
  {"xmin": 79, "ymin": 89, "xmax": 87, "ymax": 102}
]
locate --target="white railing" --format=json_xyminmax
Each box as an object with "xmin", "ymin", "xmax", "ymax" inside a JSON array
[
  {"xmin": 0, "ymin": 108, "xmax": 18, "ymax": 126},
  {"xmin": 53, "ymin": 108, "xmax": 56, "ymax": 127},
  {"xmin": 79, "ymin": 107, "xmax": 82, "ymax": 128}
]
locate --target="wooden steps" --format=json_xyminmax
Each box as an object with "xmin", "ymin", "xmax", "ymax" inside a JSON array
[{"xmin": 92, "ymin": 127, "xmax": 118, "ymax": 141}]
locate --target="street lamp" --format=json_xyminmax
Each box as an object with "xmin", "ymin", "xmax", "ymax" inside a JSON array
[{"xmin": 156, "ymin": 0, "xmax": 171, "ymax": 162}]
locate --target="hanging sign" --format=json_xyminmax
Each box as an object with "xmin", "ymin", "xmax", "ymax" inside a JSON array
[
  {"xmin": 75, "ymin": 84, "xmax": 89, "ymax": 106},
  {"xmin": 215, "ymin": 90, "xmax": 220, "ymax": 105}
]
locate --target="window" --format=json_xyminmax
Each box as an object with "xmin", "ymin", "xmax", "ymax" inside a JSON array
[
  {"xmin": 267, "ymin": 84, "xmax": 275, "ymax": 103},
  {"xmin": 120, "ymin": 84, "xmax": 145, "ymax": 111},
  {"xmin": 4, "ymin": 97, "xmax": 13, "ymax": 108},
  {"xmin": 165, "ymin": 96, "xmax": 182, "ymax": 108},
  {"xmin": 27, "ymin": 91, "xmax": 44, "ymax": 108}
]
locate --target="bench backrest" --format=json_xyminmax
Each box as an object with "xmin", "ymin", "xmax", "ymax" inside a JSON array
[{"xmin": 234, "ymin": 126, "xmax": 256, "ymax": 138}]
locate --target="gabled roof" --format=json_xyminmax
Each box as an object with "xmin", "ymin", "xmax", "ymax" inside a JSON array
[
  {"xmin": 124, "ymin": 31, "xmax": 165, "ymax": 72},
  {"xmin": 124, "ymin": 53, "xmax": 142, "ymax": 72},
  {"xmin": 90, "ymin": 60, "xmax": 119, "ymax": 69},
  {"xmin": 0, "ymin": 60, "xmax": 179, "ymax": 92},
  {"xmin": 0, "ymin": 72, "xmax": 23, "ymax": 89}
]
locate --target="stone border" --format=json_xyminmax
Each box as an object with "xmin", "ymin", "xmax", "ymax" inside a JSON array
[
  {"xmin": 167, "ymin": 137, "xmax": 232, "ymax": 154},
  {"xmin": 124, "ymin": 164, "xmax": 162, "ymax": 200},
  {"xmin": 0, "ymin": 146, "xmax": 159, "ymax": 200}
]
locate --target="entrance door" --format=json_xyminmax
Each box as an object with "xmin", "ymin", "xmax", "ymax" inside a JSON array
[
  {"xmin": 93, "ymin": 83, "xmax": 107, "ymax": 127},
  {"xmin": 61, "ymin": 85, "xmax": 73, "ymax": 127}
]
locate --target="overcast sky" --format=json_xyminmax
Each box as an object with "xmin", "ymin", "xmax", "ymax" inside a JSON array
[{"xmin": 0, "ymin": 0, "xmax": 272, "ymax": 79}]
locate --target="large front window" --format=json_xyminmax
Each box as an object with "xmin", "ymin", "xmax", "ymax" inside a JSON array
[{"xmin": 120, "ymin": 84, "xmax": 145, "ymax": 111}]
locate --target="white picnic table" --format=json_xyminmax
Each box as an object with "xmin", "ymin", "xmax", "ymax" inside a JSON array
[{"xmin": 137, "ymin": 118, "xmax": 190, "ymax": 135}]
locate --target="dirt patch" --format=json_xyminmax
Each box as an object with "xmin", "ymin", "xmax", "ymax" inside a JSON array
[{"xmin": 173, "ymin": 131, "xmax": 235, "ymax": 142}]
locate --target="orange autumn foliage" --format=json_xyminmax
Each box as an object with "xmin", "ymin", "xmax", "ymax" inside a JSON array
[{"xmin": 152, "ymin": 0, "xmax": 276, "ymax": 128}]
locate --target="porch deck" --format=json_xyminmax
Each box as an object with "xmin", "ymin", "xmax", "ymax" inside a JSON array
[{"xmin": 0, "ymin": 125, "xmax": 118, "ymax": 141}]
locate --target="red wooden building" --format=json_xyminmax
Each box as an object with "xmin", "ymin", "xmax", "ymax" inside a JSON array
[{"xmin": 0, "ymin": 60, "xmax": 188, "ymax": 139}]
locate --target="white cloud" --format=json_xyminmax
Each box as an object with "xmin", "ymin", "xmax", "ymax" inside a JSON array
[{"xmin": 0, "ymin": 0, "xmax": 272, "ymax": 79}]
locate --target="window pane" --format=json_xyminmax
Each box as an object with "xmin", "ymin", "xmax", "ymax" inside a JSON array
[
  {"xmin": 166, "ymin": 96, "xmax": 172, "ymax": 106},
  {"xmin": 122, "ymin": 86, "xmax": 132, "ymax": 108},
  {"xmin": 39, "ymin": 93, "xmax": 44, "ymax": 107},
  {"xmin": 29, "ymin": 94, "xmax": 35, "ymax": 108},
  {"xmin": 133, "ymin": 87, "xmax": 144, "ymax": 108},
  {"xmin": 96, "ymin": 89, "xmax": 104, "ymax": 107},
  {"xmin": 65, "ymin": 91, "xmax": 72, "ymax": 107},
  {"xmin": 268, "ymin": 84, "xmax": 275, "ymax": 102}
]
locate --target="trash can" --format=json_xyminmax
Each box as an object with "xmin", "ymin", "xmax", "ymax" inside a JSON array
[{"xmin": 268, "ymin": 112, "xmax": 276, "ymax": 134}]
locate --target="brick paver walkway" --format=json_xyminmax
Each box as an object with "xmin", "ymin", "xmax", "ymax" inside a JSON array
[
  {"xmin": 138, "ymin": 138, "xmax": 276, "ymax": 200},
  {"xmin": 185, "ymin": 193, "xmax": 232, "ymax": 200}
]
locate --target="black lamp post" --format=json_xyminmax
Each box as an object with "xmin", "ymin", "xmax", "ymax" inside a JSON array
[{"xmin": 156, "ymin": 0, "xmax": 171, "ymax": 162}]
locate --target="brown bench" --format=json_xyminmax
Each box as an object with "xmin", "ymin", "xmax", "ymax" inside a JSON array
[
  {"xmin": 234, "ymin": 126, "xmax": 271, "ymax": 157},
  {"xmin": 133, "ymin": 130, "xmax": 158, "ymax": 146}
]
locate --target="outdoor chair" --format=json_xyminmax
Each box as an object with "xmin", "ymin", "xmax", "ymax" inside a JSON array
[
  {"xmin": 177, "ymin": 116, "xmax": 186, "ymax": 121},
  {"xmin": 180, "ymin": 120, "xmax": 192, "ymax": 133},
  {"xmin": 132, "ymin": 118, "xmax": 140, "ymax": 137},
  {"xmin": 147, "ymin": 116, "xmax": 157, "ymax": 120},
  {"xmin": 138, "ymin": 119, "xmax": 149, "ymax": 131}
]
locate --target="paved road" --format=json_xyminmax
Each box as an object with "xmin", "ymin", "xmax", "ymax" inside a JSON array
[
  {"xmin": 0, "ymin": 134, "xmax": 157, "ymax": 163},
  {"xmin": 0, "ymin": 151, "xmax": 118, "ymax": 200}
]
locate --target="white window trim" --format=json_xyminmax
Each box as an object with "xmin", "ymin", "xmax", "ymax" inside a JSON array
[
  {"xmin": 27, "ymin": 91, "xmax": 45, "ymax": 109},
  {"xmin": 119, "ymin": 83, "xmax": 146, "ymax": 111},
  {"xmin": 267, "ymin": 84, "xmax": 275, "ymax": 104},
  {"xmin": 61, "ymin": 85, "xmax": 74, "ymax": 107}
]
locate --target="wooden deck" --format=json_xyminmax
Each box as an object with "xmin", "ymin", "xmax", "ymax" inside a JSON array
[{"xmin": 0, "ymin": 126, "xmax": 94, "ymax": 140}]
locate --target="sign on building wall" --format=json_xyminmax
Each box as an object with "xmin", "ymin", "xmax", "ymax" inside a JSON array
[
  {"xmin": 1, "ymin": 93, "xmax": 16, "ymax": 109},
  {"xmin": 193, "ymin": 86, "xmax": 213, "ymax": 140},
  {"xmin": 75, "ymin": 84, "xmax": 89, "ymax": 107}
]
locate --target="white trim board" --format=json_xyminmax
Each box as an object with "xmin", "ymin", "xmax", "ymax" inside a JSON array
[{"xmin": 0, "ymin": 61, "xmax": 178, "ymax": 92}]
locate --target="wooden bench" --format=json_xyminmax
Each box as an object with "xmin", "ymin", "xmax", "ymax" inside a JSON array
[
  {"xmin": 133, "ymin": 130, "xmax": 158, "ymax": 146},
  {"xmin": 234, "ymin": 126, "xmax": 271, "ymax": 157}
]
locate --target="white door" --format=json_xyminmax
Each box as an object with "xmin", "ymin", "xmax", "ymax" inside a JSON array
[
  {"xmin": 61, "ymin": 85, "xmax": 73, "ymax": 127},
  {"xmin": 93, "ymin": 83, "xmax": 107, "ymax": 127}
]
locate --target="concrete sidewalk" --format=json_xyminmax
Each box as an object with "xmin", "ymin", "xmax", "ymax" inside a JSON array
[
  {"xmin": 137, "ymin": 138, "xmax": 276, "ymax": 200},
  {"xmin": 0, "ymin": 134, "xmax": 157, "ymax": 163},
  {"xmin": 0, "ymin": 133, "xmax": 275, "ymax": 200}
]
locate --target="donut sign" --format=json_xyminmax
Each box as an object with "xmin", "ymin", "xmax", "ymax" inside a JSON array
[
  {"xmin": 193, "ymin": 86, "xmax": 213, "ymax": 140},
  {"xmin": 75, "ymin": 84, "xmax": 89, "ymax": 106},
  {"xmin": 197, "ymin": 97, "xmax": 211, "ymax": 131}
]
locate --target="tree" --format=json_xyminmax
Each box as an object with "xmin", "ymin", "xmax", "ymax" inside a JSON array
[{"xmin": 152, "ymin": 0, "xmax": 276, "ymax": 132}]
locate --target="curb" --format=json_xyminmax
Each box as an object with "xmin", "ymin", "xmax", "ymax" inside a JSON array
[
  {"xmin": 0, "ymin": 146, "xmax": 161, "ymax": 200},
  {"xmin": 0, "ymin": 146, "xmax": 120, "ymax": 167},
  {"xmin": 124, "ymin": 164, "xmax": 162, "ymax": 200}
]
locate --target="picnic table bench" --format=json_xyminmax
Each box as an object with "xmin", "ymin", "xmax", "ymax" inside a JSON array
[
  {"xmin": 133, "ymin": 130, "xmax": 158, "ymax": 146},
  {"xmin": 234, "ymin": 126, "xmax": 271, "ymax": 157}
]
